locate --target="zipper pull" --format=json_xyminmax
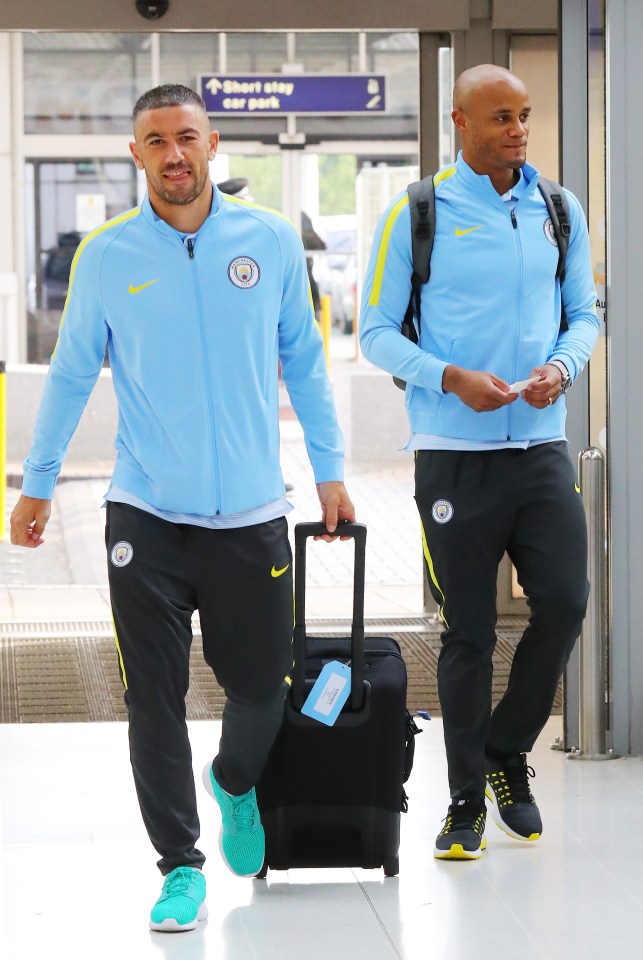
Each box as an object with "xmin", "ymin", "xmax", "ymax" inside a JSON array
[
  {"xmin": 186, "ymin": 238, "xmax": 195, "ymax": 259},
  {"xmin": 510, "ymin": 209, "xmax": 517, "ymax": 229}
]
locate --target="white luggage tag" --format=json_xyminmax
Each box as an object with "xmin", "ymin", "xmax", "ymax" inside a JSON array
[{"xmin": 301, "ymin": 660, "xmax": 352, "ymax": 726}]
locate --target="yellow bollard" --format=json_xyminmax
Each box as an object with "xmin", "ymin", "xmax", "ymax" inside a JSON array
[
  {"xmin": 0, "ymin": 361, "xmax": 6, "ymax": 541},
  {"xmin": 320, "ymin": 294, "xmax": 332, "ymax": 374}
]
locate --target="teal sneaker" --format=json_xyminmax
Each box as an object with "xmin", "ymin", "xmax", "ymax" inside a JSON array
[
  {"xmin": 149, "ymin": 866, "xmax": 207, "ymax": 932},
  {"xmin": 202, "ymin": 763, "xmax": 265, "ymax": 877}
]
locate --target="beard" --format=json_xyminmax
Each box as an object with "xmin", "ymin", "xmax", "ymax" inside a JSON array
[{"xmin": 153, "ymin": 166, "xmax": 209, "ymax": 206}]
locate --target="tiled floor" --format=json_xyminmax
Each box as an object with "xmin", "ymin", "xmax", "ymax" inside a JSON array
[
  {"xmin": 2, "ymin": 340, "xmax": 634, "ymax": 957},
  {"xmin": 2, "ymin": 715, "xmax": 641, "ymax": 960}
]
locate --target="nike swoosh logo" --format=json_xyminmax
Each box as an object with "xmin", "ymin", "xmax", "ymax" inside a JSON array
[
  {"xmin": 128, "ymin": 279, "xmax": 160, "ymax": 294},
  {"xmin": 455, "ymin": 226, "xmax": 483, "ymax": 236},
  {"xmin": 271, "ymin": 564, "xmax": 290, "ymax": 578}
]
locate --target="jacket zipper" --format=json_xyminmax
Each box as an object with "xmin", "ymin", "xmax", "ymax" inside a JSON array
[
  {"xmin": 507, "ymin": 206, "xmax": 523, "ymax": 440},
  {"xmin": 185, "ymin": 236, "xmax": 222, "ymax": 514}
]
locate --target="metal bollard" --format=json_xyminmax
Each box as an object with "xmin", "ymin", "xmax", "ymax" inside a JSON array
[
  {"xmin": 0, "ymin": 360, "xmax": 5, "ymax": 541},
  {"xmin": 569, "ymin": 447, "xmax": 611, "ymax": 759}
]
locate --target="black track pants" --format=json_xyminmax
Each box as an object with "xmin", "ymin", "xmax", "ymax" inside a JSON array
[
  {"xmin": 415, "ymin": 442, "xmax": 589, "ymax": 802},
  {"xmin": 105, "ymin": 503, "xmax": 294, "ymax": 875}
]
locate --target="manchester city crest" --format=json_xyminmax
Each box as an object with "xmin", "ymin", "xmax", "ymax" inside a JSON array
[
  {"xmin": 111, "ymin": 541, "xmax": 134, "ymax": 567},
  {"xmin": 228, "ymin": 256, "xmax": 261, "ymax": 288},
  {"xmin": 543, "ymin": 218, "xmax": 559, "ymax": 246},
  {"xmin": 431, "ymin": 500, "xmax": 454, "ymax": 524}
]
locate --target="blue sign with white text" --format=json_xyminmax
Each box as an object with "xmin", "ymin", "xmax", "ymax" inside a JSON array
[{"xmin": 199, "ymin": 74, "xmax": 386, "ymax": 115}]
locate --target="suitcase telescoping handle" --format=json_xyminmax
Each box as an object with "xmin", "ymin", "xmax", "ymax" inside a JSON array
[{"xmin": 292, "ymin": 521, "xmax": 367, "ymax": 711}]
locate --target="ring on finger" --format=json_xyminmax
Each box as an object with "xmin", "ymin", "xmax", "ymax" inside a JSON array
[{"xmin": 547, "ymin": 397, "xmax": 553, "ymax": 405}]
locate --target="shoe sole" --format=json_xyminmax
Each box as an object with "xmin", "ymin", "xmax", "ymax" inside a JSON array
[
  {"xmin": 149, "ymin": 902, "xmax": 208, "ymax": 932},
  {"xmin": 201, "ymin": 763, "xmax": 264, "ymax": 879},
  {"xmin": 484, "ymin": 786, "xmax": 541, "ymax": 842},
  {"xmin": 434, "ymin": 838, "xmax": 487, "ymax": 860}
]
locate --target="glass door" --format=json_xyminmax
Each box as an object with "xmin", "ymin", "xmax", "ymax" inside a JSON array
[{"xmin": 25, "ymin": 159, "xmax": 137, "ymax": 363}]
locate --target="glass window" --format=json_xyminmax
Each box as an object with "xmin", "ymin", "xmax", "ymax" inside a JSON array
[
  {"xmin": 293, "ymin": 33, "xmax": 360, "ymax": 73},
  {"xmin": 159, "ymin": 33, "xmax": 221, "ymax": 88},
  {"xmin": 368, "ymin": 33, "xmax": 419, "ymax": 117},
  {"xmin": 23, "ymin": 33, "xmax": 152, "ymax": 135},
  {"xmin": 224, "ymin": 155, "xmax": 282, "ymax": 211},
  {"xmin": 225, "ymin": 33, "xmax": 289, "ymax": 73},
  {"xmin": 25, "ymin": 160, "xmax": 138, "ymax": 363}
]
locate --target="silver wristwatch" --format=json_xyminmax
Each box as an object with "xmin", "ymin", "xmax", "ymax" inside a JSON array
[{"xmin": 549, "ymin": 360, "xmax": 572, "ymax": 393}]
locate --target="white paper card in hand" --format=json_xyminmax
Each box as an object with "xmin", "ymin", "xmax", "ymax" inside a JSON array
[{"xmin": 508, "ymin": 376, "xmax": 540, "ymax": 393}]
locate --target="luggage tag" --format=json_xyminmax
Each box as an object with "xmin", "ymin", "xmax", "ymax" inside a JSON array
[{"xmin": 300, "ymin": 660, "xmax": 352, "ymax": 726}]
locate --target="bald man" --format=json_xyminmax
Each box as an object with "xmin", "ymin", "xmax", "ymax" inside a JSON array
[{"xmin": 360, "ymin": 65, "xmax": 598, "ymax": 860}]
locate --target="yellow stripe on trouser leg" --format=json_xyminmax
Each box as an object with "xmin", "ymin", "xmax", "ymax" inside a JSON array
[
  {"xmin": 111, "ymin": 615, "xmax": 128, "ymax": 690},
  {"xmin": 419, "ymin": 517, "xmax": 449, "ymax": 628},
  {"xmin": 285, "ymin": 583, "xmax": 295, "ymax": 686}
]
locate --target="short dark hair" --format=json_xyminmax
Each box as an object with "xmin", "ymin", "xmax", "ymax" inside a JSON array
[{"xmin": 133, "ymin": 84, "xmax": 206, "ymax": 122}]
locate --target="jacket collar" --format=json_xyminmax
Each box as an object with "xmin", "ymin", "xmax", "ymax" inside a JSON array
[
  {"xmin": 455, "ymin": 151, "xmax": 540, "ymax": 203},
  {"xmin": 140, "ymin": 182, "xmax": 223, "ymax": 236}
]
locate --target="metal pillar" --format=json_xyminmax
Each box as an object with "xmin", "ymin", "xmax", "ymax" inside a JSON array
[
  {"xmin": 606, "ymin": 0, "xmax": 643, "ymax": 756},
  {"xmin": 559, "ymin": 0, "xmax": 591, "ymax": 751},
  {"xmin": 568, "ymin": 448, "xmax": 611, "ymax": 759}
]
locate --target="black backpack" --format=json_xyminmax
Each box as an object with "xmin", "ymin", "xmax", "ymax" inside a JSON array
[{"xmin": 392, "ymin": 174, "xmax": 572, "ymax": 391}]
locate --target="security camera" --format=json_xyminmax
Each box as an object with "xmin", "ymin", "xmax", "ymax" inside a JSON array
[{"xmin": 135, "ymin": 0, "xmax": 169, "ymax": 19}]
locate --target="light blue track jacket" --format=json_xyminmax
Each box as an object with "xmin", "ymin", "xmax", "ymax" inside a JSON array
[
  {"xmin": 359, "ymin": 154, "xmax": 599, "ymax": 443},
  {"xmin": 22, "ymin": 186, "xmax": 344, "ymax": 514}
]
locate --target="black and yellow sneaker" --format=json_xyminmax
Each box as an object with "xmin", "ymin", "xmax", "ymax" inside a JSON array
[
  {"xmin": 434, "ymin": 798, "xmax": 487, "ymax": 860},
  {"xmin": 485, "ymin": 753, "xmax": 543, "ymax": 841}
]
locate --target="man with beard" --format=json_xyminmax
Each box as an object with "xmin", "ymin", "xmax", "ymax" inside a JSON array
[{"xmin": 11, "ymin": 84, "xmax": 354, "ymax": 929}]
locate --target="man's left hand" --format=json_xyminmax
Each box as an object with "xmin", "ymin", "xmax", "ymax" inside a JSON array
[
  {"xmin": 522, "ymin": 364, "xmax": 565, "ymax": 409},
  {"xmin": 315, "ymin": 481, "xmax": 356, "ymax": 541}
]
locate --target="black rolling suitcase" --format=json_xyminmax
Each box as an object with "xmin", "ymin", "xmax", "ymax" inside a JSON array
[{"xmin": 255, "ymin": 521, "xmax": 420, "ymax": 877}]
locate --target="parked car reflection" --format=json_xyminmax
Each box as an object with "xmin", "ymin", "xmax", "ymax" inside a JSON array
[
  {"xmin": 313, "ymin": 215, "xmax": 357, "ymax": 335},
  {"xmin": 40, "ymin": 231, "xmax": 81, "ymax": 310},
  {"xmin": 27, "ymin": 231, "xmax": 81, "ymax": 362}
]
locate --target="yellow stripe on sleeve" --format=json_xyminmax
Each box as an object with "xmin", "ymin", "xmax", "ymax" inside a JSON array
[
  {"xmin": 433, "ymin": 164, "xmax": 456, "ymax": 186},
  {"xmin": 368, "ymin": 166, "xmax": 456, "ymax": 308},
  {"xmin": 222, "ymin": 193, "xmax": 291, "ymax": 223},
  {"xmin": 368, "ymin": 194, "xmax": 410, "ymax": 307}
]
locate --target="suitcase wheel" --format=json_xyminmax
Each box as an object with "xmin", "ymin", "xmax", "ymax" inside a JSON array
[
  {"xmin": 383, "ymin": 856, "xmax": 399, "ymax": 877},
  {"xmin": 255, "ymin": 862, "xmax": 268, "ymax": 879}
]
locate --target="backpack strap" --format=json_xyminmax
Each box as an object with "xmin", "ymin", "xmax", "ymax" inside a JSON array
[
  {"xmin": 403, "ymin": 176, "xmax": 436, "ymax": 342},
  {"xmin": 538, "ymin": 177, "xmax": 571, "ymax": 333},
  {"xmin": 393, "ymin": 175, "xmax": 436, "ymax": 391},
  {"xmin": 537, "ymin": 177, "xmax": 571, "ymax": 283}
]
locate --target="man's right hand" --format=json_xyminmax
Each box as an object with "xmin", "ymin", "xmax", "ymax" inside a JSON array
[
  {"xmin": 442, "ymin": 365, "xmax": 518, "ymax": 413},
  {"xmin": 10, "ymin": 495, "xmax": 51, "ymax": 548}
]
